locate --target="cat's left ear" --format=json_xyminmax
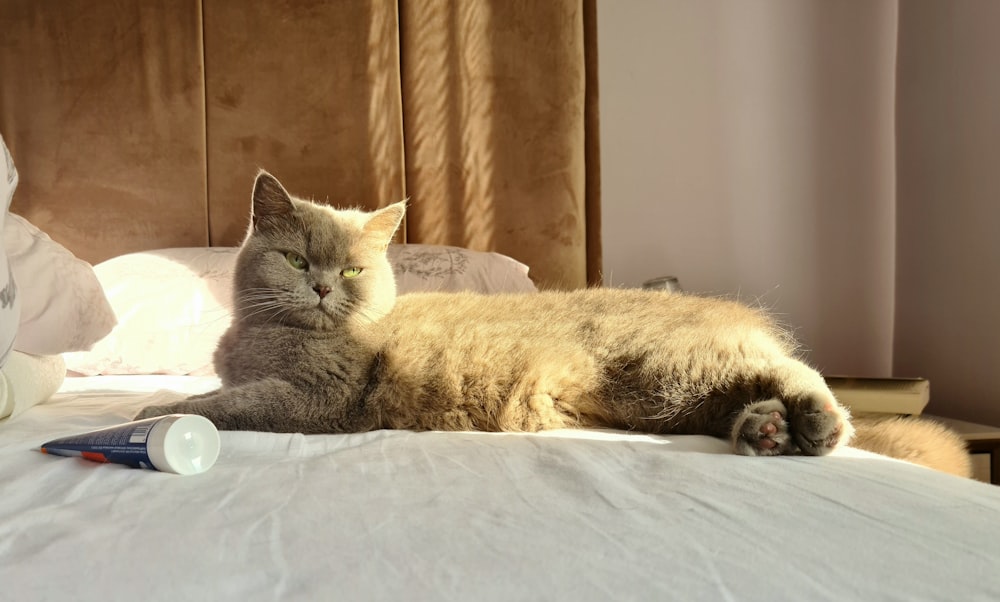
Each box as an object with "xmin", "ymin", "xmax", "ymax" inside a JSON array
[
  {"xmin": 251, "ymin": 170, "xmax": 295, "ymax": 230},
  {"xmin": 363, "ymin": 200, "xmax": 406, "ymax": 251}
]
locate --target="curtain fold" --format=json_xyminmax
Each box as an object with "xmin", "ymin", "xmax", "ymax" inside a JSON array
[
  {"xmin": 582, "ymin": 0, "xmax": 602, "ymax": 288},
  {"xmin": 398, "ymin": 0, "xmax": 599, "ymax": 289}
]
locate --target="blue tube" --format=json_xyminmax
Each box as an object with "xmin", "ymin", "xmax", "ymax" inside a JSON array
[{"xmin": 40, "ymin": 414, "xmax": 220, "ymax": 475}]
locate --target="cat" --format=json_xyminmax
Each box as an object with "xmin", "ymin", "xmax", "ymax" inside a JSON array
[
  {"xmin": 136, "ymin": 171, "xmax": 854, "ymax": 457},
  {"xmin": 851, "ymin": 415, "xmax": 972, "ymax": 478}
]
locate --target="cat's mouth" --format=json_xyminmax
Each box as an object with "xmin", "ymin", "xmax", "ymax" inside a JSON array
[
  {"xmin": 312, "ymin": 300, "xmax": 334, "ymax": 317},
  {"xmin": 308, "ymin": 298, "xmax": 348, "ymax": 327}
]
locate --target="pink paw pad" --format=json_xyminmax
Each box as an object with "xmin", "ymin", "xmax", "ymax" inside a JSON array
[
  {"xmin": 732, "ymin": 399, "xmax": 791, "ymax": 456},
  {"xmin": 757, "ymin": 411, "xmax": 783, "ymax": 450}
]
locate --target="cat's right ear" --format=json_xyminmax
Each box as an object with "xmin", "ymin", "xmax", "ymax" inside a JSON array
[
  {"xmin": 251, "ymin": 170, "xmax": 294, "ymax": 229},
  {"xmin": 363, "ymin": 200, "xmax": 407, "ymax": 251}
]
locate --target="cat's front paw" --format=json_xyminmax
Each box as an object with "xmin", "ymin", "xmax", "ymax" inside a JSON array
[
  {"xmin": 134, "ymin": 404, "xmax": 177, "ymax": 421},
  {"xmin": 731, "ymin": 399, "xmax": 793, "ymax": 456}
]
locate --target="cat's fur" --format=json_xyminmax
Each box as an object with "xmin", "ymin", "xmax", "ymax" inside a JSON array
[
  {"xmin": 852, "ymin": 415, "xmax": 972, "ymax": 478},
  {"xmin": 136, "ymin": 172, "xmax": 855, "ymax": 456}
]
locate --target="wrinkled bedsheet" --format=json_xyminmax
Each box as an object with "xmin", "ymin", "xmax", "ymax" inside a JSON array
[{"xmin": 1, "ymin": 376, "xmax": 999, "ymax": 601}]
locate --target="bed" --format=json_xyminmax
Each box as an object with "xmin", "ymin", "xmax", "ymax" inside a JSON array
[
  {"xmin": 3, "ymin": 5, "xmax": 1000, "ymax": 599},
  {"xmin": 2, "ymin": 146, "xmax": 1000, "ymax": 601}
]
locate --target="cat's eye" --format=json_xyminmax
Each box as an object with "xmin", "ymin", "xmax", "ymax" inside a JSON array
[
  {"xmin": 285, "ymin": 252, "xmax": 308, "ymax": 270},
  {"xmin": 341, "ymin": 267, "xmax": 363, "ymax": 279}
]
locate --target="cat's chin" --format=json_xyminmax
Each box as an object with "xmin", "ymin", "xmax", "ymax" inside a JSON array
[{"xmin": 294, "ymin": 304, "xmax": 386, "ymax": 331}]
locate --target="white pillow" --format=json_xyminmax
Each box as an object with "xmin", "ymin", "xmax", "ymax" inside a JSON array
[
  {"xmin": 63, "ymin": 248, "xmax": 233, "ymax": 376},
  {"xmin": 64, "ymin": 244, "xmax": 537, "ymax": 376},
  {"xmin": 0, "ymin": 135, "xmax": 21, "ymax": 368},
  {"xmin": 5, "ymin": 212, "xmax": 117, "ymax": 356}
]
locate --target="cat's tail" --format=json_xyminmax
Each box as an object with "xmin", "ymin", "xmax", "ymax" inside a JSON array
[{"xmin": 851, "ymin": 415, "xmax": 972, "ymax": 478}]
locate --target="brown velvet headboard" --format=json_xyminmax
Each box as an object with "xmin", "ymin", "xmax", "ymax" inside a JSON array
[{"xmin": 0, "ymin": 1, "xmax": 600, "ymax": 290}]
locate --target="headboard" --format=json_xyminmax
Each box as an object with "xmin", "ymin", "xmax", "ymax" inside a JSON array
[{"xmin": 0, "ymin": 1, "xmax": 601, "ymax": 290}]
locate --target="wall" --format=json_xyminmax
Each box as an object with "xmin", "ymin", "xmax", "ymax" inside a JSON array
[
  {"xmin": 599, "ymin": 0, "xmax": 1000, "ymax": 425},
  {"xmin": 598, "ymin": 0, "xmax": 898, "ymax": 378},
  {"xmin": 894, "ymin": 1, "xmax": 1000, "ymax": 425}
]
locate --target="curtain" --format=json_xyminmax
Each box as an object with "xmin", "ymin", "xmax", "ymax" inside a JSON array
[
  {"xmin": 399, "ymin": 1, "xmax": 600, "ymax": 289},
  {"xmin": 0, "ymin": 0, "xmax": 600, "ymax": 290}
]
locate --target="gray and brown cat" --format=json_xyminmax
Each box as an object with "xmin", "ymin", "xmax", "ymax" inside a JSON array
[{"xmin": 137, "ymin": 171, "xmax": 855, "ymax": 456}]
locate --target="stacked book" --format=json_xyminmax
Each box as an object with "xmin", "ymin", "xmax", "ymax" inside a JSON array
[{"xmin": 824, "ymin": 376, "xmax": 930, "ymax": 417}]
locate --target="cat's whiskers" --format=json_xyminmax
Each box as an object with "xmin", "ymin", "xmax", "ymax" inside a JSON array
[
  {"xmin": 235, "ymin": 297, "xmax": 282, "ymax": 314},
  {"xmin": 350, "ymin": 304, "xmax": 386, "ymax": 326},
  {"xmin": 236, "ymin": 284, "xmax": 291, "ymax": 316},
  {"xmin": 236, "ymin": 295, "xmax": 296, "ymax": 325},
  {"xmin": 234, "ymin": 291, "xmax": 283, "ymax": 311}
]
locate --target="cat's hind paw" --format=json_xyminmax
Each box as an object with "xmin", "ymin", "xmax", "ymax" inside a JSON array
[
  {"xmin": 786, "ymin": 391, "xmax": 853, "ymax": 456},
  {"xmin": 731, "ymin": 399, "xmax": 793, "ymax": 456}
]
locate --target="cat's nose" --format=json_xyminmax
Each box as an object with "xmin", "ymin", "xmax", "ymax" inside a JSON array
[{"xmin": 313, "ymin": 285, "xmax": 331, "ymax": 299}]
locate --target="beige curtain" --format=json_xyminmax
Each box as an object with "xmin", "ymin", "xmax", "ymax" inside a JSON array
[
  {"xmin": 0, "ymin": 0, "xmax": 600, "ymax": 290},
  {"xmin": 399, "ymin": 1, "xmax": 601, "ymax": 288}
]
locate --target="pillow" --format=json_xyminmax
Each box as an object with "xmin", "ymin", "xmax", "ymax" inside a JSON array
[
  {"xmin": 5, "ymin": 212, "xmax": 117, "ymax": 356},
  {"xmin": 63, "ymin": 248, "xmax": 234, "ymax": 376},
  {"xmin": 0, "ymin": 135, "xmax": 21, "ymax": 368},
  {"xmin": 390, "ymin": 243, "xmax": 537, "ymax": 294},
  {"xmin": 64, "ymin": 244, "xmax": 537, "ymax": 376}
]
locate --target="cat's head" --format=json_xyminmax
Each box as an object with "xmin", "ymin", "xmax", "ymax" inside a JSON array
[{"xmin": 232, "ymin": 171, "xmax": 405, "ymax": 331}]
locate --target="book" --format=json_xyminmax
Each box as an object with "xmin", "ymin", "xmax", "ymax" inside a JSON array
[{"xmin": 823, "ymin": 376, "xmax": 930, "ymax": 416}]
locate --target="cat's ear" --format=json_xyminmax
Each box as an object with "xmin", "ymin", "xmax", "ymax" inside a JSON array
[
  {"xmin": 251, "ymin": 170, "xmax": 294, "ymax": 229},
  {"xmin": 363, "ymin": 200, "xmax": 406, "ymax": 250}
]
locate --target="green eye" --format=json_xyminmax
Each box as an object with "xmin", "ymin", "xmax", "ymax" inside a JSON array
[
  {"xmin": 285, "ymin": 252, "xmax": 308, "ymax": 270},
  {"xmin": 341, "ymin": 267, "xmax": 363, "ymax": 279}
]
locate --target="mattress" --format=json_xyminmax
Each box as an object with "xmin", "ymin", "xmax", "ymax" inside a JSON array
[{"xmin": 1, "ymin": 375, "xmax": 999, "ymax": 601}]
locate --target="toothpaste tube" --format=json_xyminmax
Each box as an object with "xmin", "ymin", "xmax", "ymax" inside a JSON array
[{"xmin": 40, "ymin": 414, "xmax": 220, "ymax": 475}]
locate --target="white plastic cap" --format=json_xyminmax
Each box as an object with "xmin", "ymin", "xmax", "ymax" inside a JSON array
[{"xmin": 146, "ymin": 414, "xmax": 221, "ymax": 475}]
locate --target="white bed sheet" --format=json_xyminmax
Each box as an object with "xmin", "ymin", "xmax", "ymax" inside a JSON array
[{"xmin": 2, "ymin": 375, "xmax": 999, "ymax": 601}]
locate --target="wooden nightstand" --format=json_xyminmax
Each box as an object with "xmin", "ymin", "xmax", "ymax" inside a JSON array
[{"xmin": 926, "ymin": 416, "xmax": 1000, "ymax": 485}]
